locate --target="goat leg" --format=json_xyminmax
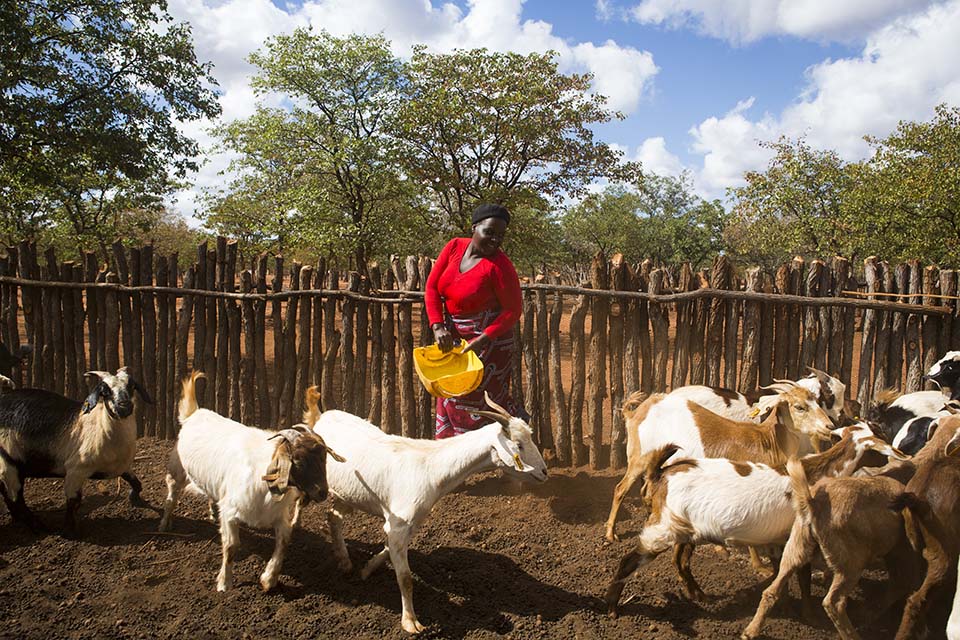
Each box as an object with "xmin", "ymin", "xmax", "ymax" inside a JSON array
[
  {"xmin": 673, "ymin": 543, "xmax": 706, "ymax": 601},
  {"xmin": 121, "ymin": 471, "xmax": 150, "ymax": 509},
  {"xmin": 63, "ymin": 472, "xmax": 86, "ymax": 537}
]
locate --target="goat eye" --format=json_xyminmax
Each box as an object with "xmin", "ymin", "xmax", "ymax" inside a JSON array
[{"xmin": 794, "ymin": 404, "xmax": 806, "ymax": 411}]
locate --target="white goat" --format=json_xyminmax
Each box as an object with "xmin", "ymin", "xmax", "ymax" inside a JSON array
[
  {"xmin": 306, "ymin": 387, "xmax": 547, "ymax": 634},
  {"xmin": 604, "ymin": 423, "xmax": 907, "ymax": 614},
  {"xmin": 0, "ymin": 367, "xmax": 152, "ymax": 534},
  {"xmin": 158, "ymin": 372, "xmax": 343, "ymax": 592}
]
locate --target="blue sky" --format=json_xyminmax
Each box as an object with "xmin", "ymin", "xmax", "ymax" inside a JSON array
[{"xmin": 166, "ymin": 0, "xmax": 960, "ymax": 218}]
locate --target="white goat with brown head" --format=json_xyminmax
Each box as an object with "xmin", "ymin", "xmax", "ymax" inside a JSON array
[{"xmin": 158, "ymin": 372, "xmax": 343, "ymax": 592}]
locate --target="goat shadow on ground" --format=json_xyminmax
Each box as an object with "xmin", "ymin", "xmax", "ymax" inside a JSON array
[{"xmin": 280, "ymin": 535, "xmax": 603, "ymax": 640}]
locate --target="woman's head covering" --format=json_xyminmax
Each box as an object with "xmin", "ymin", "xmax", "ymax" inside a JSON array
[{"xmin": 471, "ymin": 203, "xmax": 510, "ymax": 226}]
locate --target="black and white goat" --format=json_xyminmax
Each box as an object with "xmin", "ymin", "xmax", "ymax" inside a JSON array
[
  {"xmin": 869, "ymin": 352, "xmax": 960, "ymax": 448},
  {"xmin": 0, "ymin": 367, "xmax": 152, "ymax": 533},
  {"xmin": 159, "ymin": 372, "xmax": 343, "ymax": 592}
]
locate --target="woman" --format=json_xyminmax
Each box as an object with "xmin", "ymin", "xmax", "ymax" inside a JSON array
[{"xmin": 424, "ymin": 203, "xmax": 527, "ymax": 439}]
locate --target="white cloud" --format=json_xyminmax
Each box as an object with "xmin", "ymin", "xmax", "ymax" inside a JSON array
[
  {"xmin": 165, "ymin": 0, "xmax": 658, "ymax": 221},
  {"xmin": 596, "ymin": 0, "xmax": 613, "ymax": 21},
  {"xmin": 685, "ymin": 1, "xmax": 960, "ymax": 198},
  {"xmin": 635, "ymin": 137, "xmax": 684, "ymax": 176},
  {"xmin": 629, "ymin": 0, "xmax": 938, "ymax": 44}
]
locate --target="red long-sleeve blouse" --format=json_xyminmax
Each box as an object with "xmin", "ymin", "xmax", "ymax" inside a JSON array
[{"xmin": 425, "ymin": 237, "xmax": 522, "ymax": 339}]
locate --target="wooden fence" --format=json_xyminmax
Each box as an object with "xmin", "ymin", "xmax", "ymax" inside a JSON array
[{"xmin": 1, "ymin": 240, "xmax": 957, "ymax": 470}]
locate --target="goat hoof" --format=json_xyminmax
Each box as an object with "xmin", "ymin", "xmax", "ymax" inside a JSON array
[
  {"xmin": 401, "ymin": 616, "xmax": 425, "ymax": 634},
  {"xmin": 129, "ymin": 494, "xmax": 151, "ymax": 509},
  {"xmin": 259, "ymin": 575, "xmax": 278, "ymax": 592},
  {"xmin": 604, "ymin": 532, "xmax": 620, "ymax": 544},
  {"xmin": 607, "ymin": 606, "xmax": 619, "ymax": 619}
]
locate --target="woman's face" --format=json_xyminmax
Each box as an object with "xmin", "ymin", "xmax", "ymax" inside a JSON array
[{"xmin": 471, "ymin": 217, "xmax": 508, "ymax": 256}]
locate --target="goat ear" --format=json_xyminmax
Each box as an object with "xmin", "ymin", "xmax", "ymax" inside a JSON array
[
  {"xmin": 262, "ymin": 442, "xmax": 293, "ymax": 501},
  {"xmin": 130, "ymin": 378, "xmax": 154, "ymax": 405},
  {"xmin": 81, "ymin": 384, "xmax": 103, "ymax": 414},
  {"xmin": 945, "ymin": 433, "xmax": 960, "ymax": 457},
  {"xmin": 491, "ymin": 430, "xmax": 529, "ymax": 472}
]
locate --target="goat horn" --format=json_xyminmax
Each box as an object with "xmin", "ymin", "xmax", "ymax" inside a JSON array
[
  {"xmin": 474, "ymin": 410, "xmax": 510, "ymax": 428},
  {"xmin": 83, "ymin": 370, "xmax": 111, "ymax": 383},
  {"xmin": 483, "ymin": 391, "xmax": 512, "ymax": 419},
  {"xmin": 806, "ymin": 366, "xmax": 832, "ymax": 379}
]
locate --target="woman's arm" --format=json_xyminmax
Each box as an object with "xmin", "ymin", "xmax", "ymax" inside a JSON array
[{"xmin": 425, "ymin": 239, "xmax": 457, "ymax": 352}]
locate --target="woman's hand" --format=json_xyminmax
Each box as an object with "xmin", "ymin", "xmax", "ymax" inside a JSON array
[
  {"xmin": 432, "ymin": 324, "xmax": 455, "ymax": 353},
  {"xmin": 463, "ymin": 333, "xmax": 490, "ymax": 355}
]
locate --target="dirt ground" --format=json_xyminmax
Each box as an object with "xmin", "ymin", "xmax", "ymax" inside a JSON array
[{"xmin": 1, "ymin": 438, "xmax": 950, "ymax": 640}]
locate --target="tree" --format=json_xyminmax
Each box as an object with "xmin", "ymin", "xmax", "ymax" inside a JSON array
[
  {"xmin": 860, "ymin": 103, "xmax": 960, "ymax": 264},
  {"xmin": 209, "ymin": 29, "xmax": 423, "ymax": 268},
  {"xmin": 395, "ymin": 46, "xmax": 632, "ymax": 232},
  {"xmin": 562, "ymin": 174, "xmax": 727, "ymax": 269},
  {"xmin": 727, "ymin": 137, "xmax": 861, "ymax": 265},
  {"xmin": 0, "ymin": 0, "xmax": 221, "ymax": 249}
]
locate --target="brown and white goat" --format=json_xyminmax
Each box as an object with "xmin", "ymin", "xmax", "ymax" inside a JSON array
[
  {"xmin": 604, "ymin": 383, "xmax": 834, "ymax": 542},
  {"xmin": 742, "ymin": 460, "xmax": 922, "ymax": 640},
  {"xmin": 159, "ymin": 372, "xmax": 343, "ymax": 592},
  {"xmin": 890, "ymin": 421, "xmax": 960, "ymax": 639},
  {"xmin": 603, "ymin": 423, "xmax": 906, "ymax": 613}
]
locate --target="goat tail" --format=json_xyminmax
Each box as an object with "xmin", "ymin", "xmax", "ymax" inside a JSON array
[
  {"xmin": 178, "ymin": 370, "xmax": 205, "ymax": 423},
  {"xmin": 303, "ymin": 385, "xmax": 322, "ymax": 427},
  {"xmin": 786, "ymin": 457, "xmax": 813, "ymax": 521},
  {"xmin": 890, "ymin": 492, "xmax": 933, "ymax": 553},
  {"xmin": 643, "ymin": 444, "xmax": 682, "ymax": 485}
]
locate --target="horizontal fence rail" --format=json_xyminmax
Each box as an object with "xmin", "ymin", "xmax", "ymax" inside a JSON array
[{"xmin": 1, "ymin": 242, "xmax": 957, "ymax": 470}]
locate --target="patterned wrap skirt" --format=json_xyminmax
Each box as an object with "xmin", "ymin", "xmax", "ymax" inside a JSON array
[{"xmin": 434, "ymin": 309, "xmax": 528, "ymax": 439}]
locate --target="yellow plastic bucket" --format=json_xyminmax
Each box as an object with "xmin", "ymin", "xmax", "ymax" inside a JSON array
[{"xmin": 413, "ymin": 340, "xmax": 484, "ymax": 398}]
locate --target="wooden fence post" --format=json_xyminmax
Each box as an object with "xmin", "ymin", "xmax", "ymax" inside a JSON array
[
  {"xmin": 723, "ymin": 264, "xmax": 740, "ymax": 390},
  {"xmin": 111, "ymin": 242, "xmax": 135, "ymax": 379},
  {"xmin": 905, "ymin": 259, "xmax": 923, "ymax": 392},
  {"xmin": 522, "ymin": 287, "xmax": 538, "ymax": 438},
  {"xmin": 295, "ymin": 265, "xmax": 314, "ymax": 416},
  {"xmin": 650, "ymin": 269, "xmax": 669, "ymax": 391},
  {"xmin": 341, "ymin": 271, "xmax": 358, "ymax": 415},
  {"xmin": 638, "ymin": 260, "xmax": 653, "ymax": 391},
  {"xmin": 671, "ymin": 263, "xmax": 693, "ymax": 389},
  {"xmin": 215, "ymin": 238, "xmax": 228, "ymax": 415},
  {"xmin": 872, "ymin": 262, "xmax": 893, "ymax": 399},
  {"xmin": 815, "ymin": 260, "xmax": 833, "ymax": 372},
  {"xmin": 193, "ymin": 243, "xmax": 207, "ymax": 379},
  {"xmin": 829, "ymin": 257, "xmax": 851, "ymax": 382},
  {"xmin": 44, "ymin": 249, "xmax": 64, "ymax": 396},
  {"xmin": 741, "ymin": 267, "xmax": 762, "ymax": 392},
  {"xmin": 60, "ymin": 261, "xmax": 78, "ymax": 400},
  {"xmin": 548, "ymin": 276, "xmax": 571, "ymax": 466},
  {"xmin": 367, "ymin": 265, "xmax": 382, "ymax": 425},
  {"xmin": 71, "ymin": 264, "xmax": 86, "ymax": 392},
  {"xmin": 922, "ymin": 265, "xmax": 941, "ymax": 389},
  {"xmin": 225, "ymin": 242, "xmax": 241, "ymax": 420},
  {"xmin": 536, "ymin": 271, "xmax": 553, "ymax": 451},
  {"xmin": 174, "ymin": 266, "xmax": 195, "ymax": 436},
  {"xmin": 270, "ymin": 256, "xmax": 284, "ymax": 420},
  {"xmin": 323, "ymin": 267, "xmax": 340, "ymax": 412},
  {"xmin": 787, "ymin": 257, "xmax": 805, "ymax": 380},
  {"xmin": 705, "ymin": 256, "xmax": 728, "ymax": 387},
  {"xmin": 773, "ymin": 263, "xmax": 791, "ymax": 380},
  {"xmin": 156, "ymin": 256, "xmax": 169, "ymax": 438},
  {"xmin": 568, "ymin": 292, "xmax": 588, "ymax": 467},
  {"xmin": 399, "ymin": 257, "xmax": 418, "ymax": 439},
  {"xmin": 311, "ymin": 258, "xmax": 326, "ymax": 401},
  {"xmin": 857, "ymin": 257, "xmax": 879, "ymax": 408},
  {"xmin": 240, "ymin": 270, "xmax": 256, "ymax": 426},
  {"xmin": 279, "ymin": 262, "xmax": 301, "ymax": 426},
  {"xmin": 608, "ymin": 256, "xmax": 627, "ymax": 469},
  {"xmin": 254, "ymin": 256, "xmax": 270, "ymax": 428},
  {"xmin": 800, "ymin": 260, "xmax": 824, "ymax": 372},
  {"xmin": 140, "ymin": 245, "xmax": 157, "ymax": 436},
  {"xmin": 381, "ymin": 268, "xmax": 397, "ymax": 434},
  {"xmin": 689, "ymin": 268, "xmax": 708, "ymax": 386},
  {"xmin": 105, "ymin": 271, "xmax": 120, "ymax": 374},
  {"xmin": 759, "ymin": 270, "xmax": 774, "ymax": 386},
  {"xmin": 587, "ymin": 252, "xmax": 609, "ymax": 469},
  {"xmin": 940, "ymin": 270, "xmax": 956, "ymax": 359}
]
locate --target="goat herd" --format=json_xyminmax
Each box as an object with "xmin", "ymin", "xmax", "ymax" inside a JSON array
[{"xmin": 2, "ymin": 348, "xmax": 960, "ymax": 639}]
